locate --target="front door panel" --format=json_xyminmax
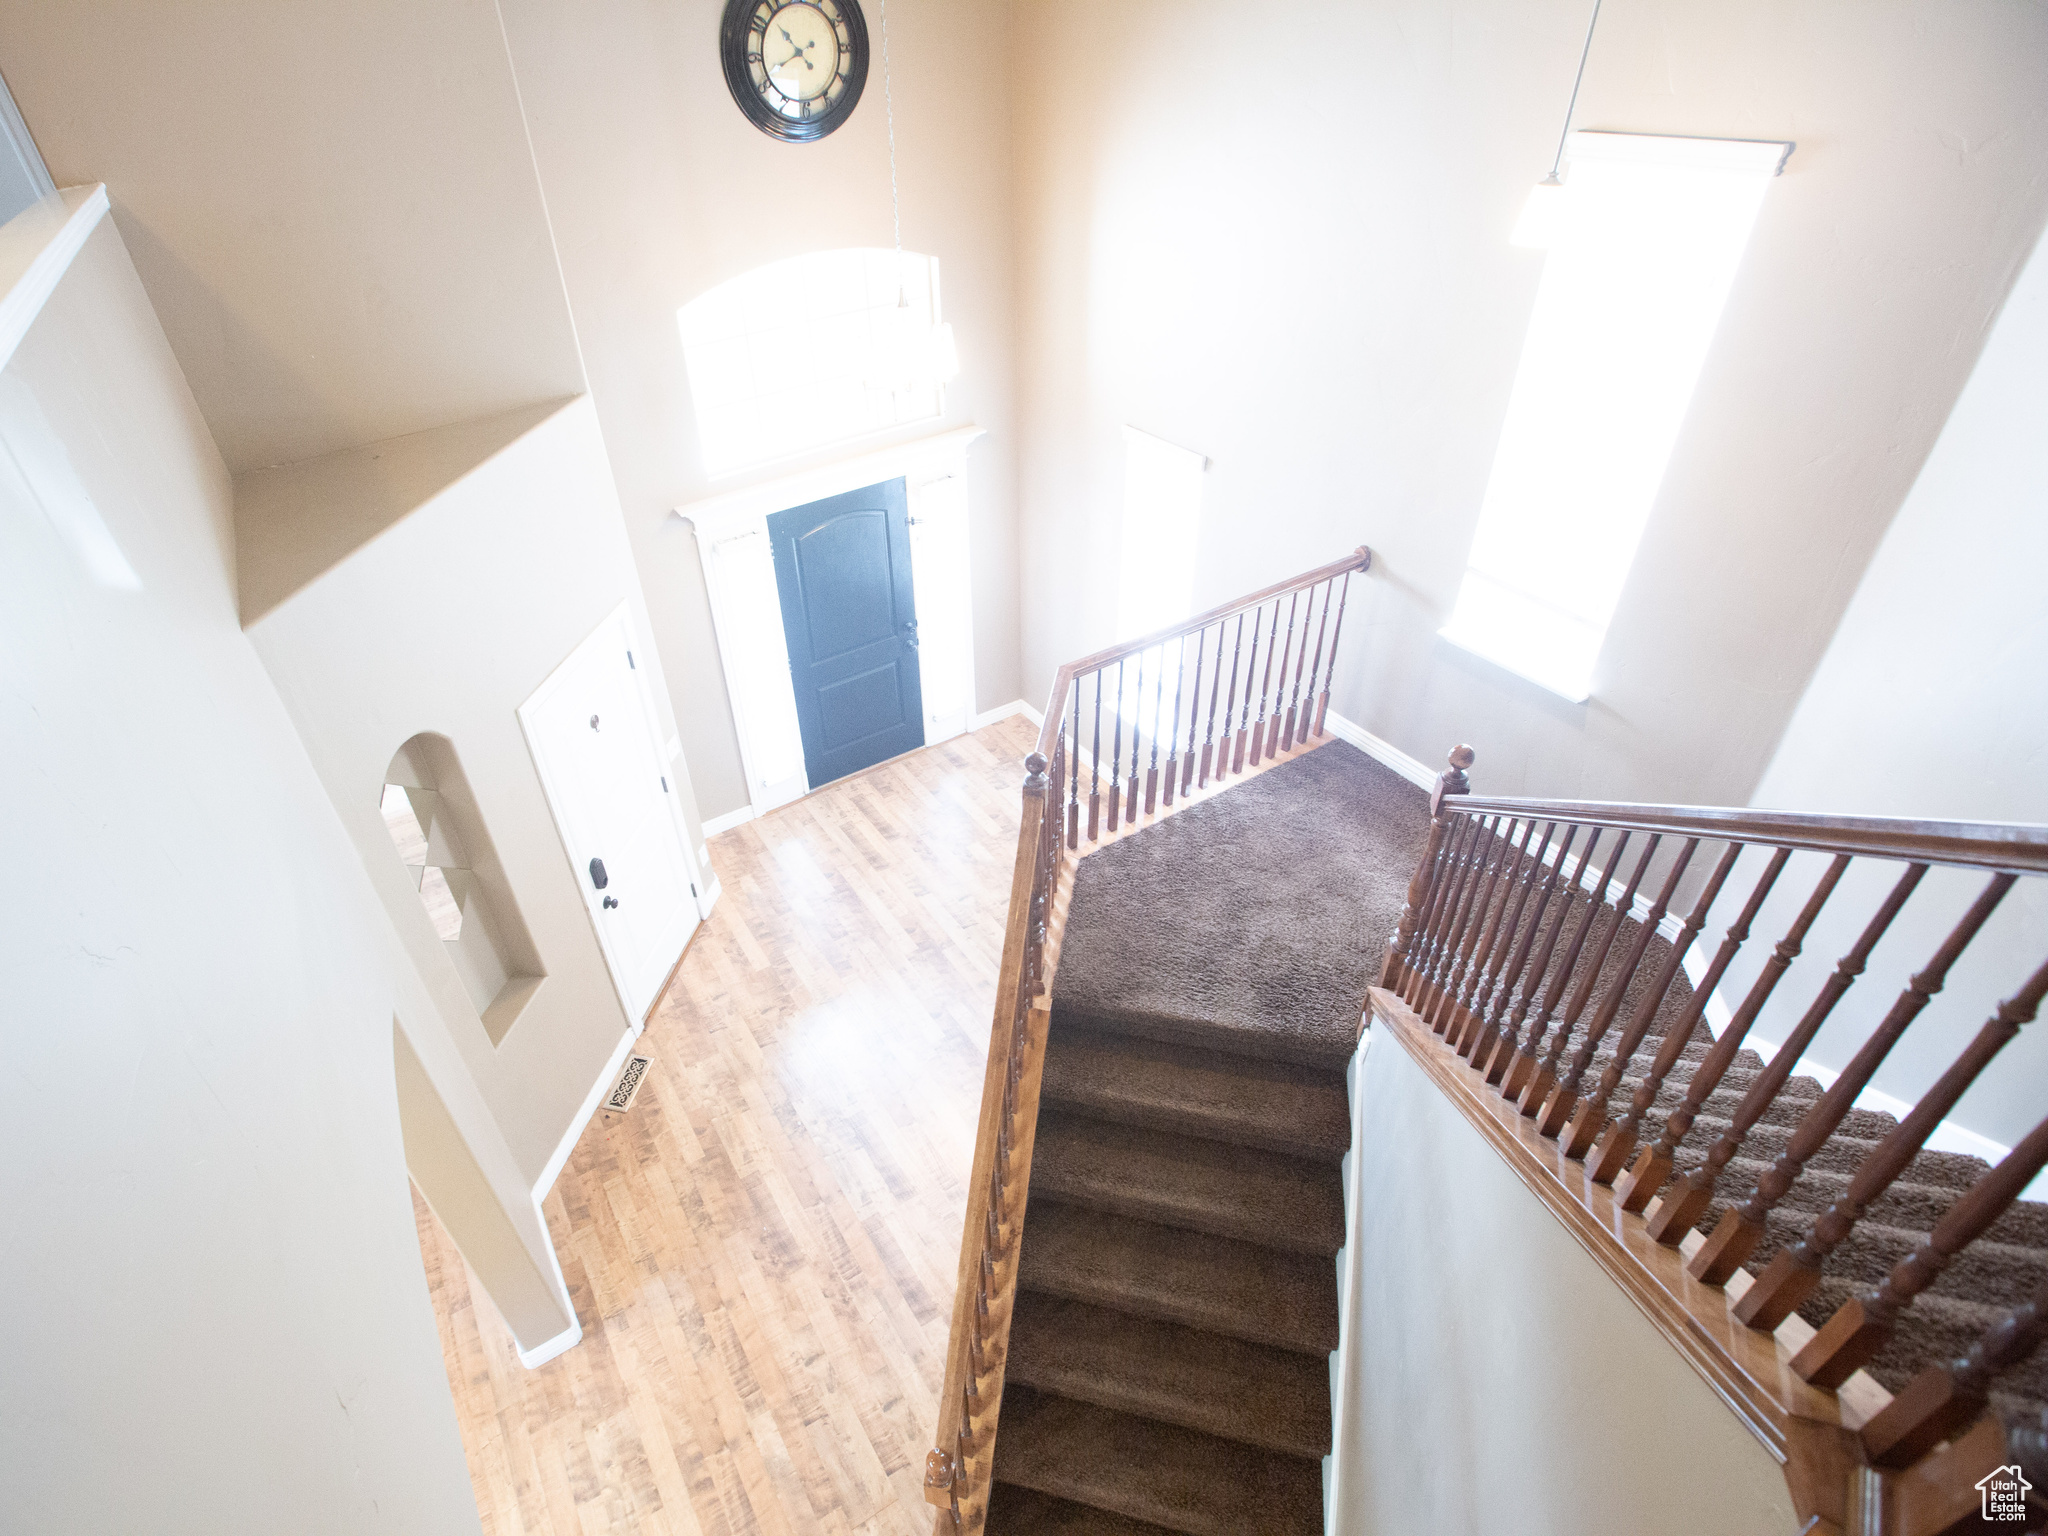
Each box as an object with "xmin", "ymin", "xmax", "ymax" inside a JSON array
[{"xmin": 768, "ymin": 478, "xmax": 925, "ymax": 787}]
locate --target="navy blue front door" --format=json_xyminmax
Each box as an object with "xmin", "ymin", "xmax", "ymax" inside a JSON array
[{"xmin": 767, "ymin": 478, "xmax": 925, "ymax": 788}]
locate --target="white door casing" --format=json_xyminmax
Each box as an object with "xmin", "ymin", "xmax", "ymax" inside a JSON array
[
  {"xmin": 679, "ymin": 424, "xmax": 985, "ymax": 817},
  {"xmin": 520, "ymin": 604, "xmax": 699, "ymax": 1025}
]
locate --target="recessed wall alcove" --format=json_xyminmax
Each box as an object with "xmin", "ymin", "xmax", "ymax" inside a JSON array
[{"xmin": 381, "ymin": 733, "xmax": 544, "ymax": 1045}]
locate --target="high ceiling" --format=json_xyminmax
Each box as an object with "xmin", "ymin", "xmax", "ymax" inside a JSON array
[{"xmin": 0, "ymin": 0, "xmax": 585, "ymax": 472}]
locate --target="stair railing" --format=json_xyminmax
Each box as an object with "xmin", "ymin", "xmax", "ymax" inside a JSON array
[
  {"xmin": 1378, "ymin": 752, "xmax": 2048, "ymax": 1530},
  {"xmin": 921, "ymin": 546, "xmax": 1373, "ymax": 1534}
]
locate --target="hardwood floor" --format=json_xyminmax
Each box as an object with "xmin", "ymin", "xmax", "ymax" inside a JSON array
[{"xmin": 414, "ymin": 716, "xmax": 1040, "ymax": 1536}]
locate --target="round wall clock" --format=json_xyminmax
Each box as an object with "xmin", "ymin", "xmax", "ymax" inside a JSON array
[{"xmin": 720, "ymin": 0, "xmax": 869, "ymax": 144}]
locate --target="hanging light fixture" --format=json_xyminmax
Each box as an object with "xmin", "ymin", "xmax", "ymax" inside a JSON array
[
  {"xmin": 1511, "ymin": 0, "xmax": 1603, "ymax": 250},
  {"xmin": 874, "ymin": 0, "xmax": 959, "ymax": 394}
]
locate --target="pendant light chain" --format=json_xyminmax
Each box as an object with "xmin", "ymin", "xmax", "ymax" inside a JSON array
[
  {"xmin": 878, "ymin": 0, "xmax": 905, "ymax": 304},
  {"xmin": 1546, "ymin": 0, "xmax": 1603, "ymax": 182}
]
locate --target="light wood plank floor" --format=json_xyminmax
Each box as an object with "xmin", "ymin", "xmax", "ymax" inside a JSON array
[{"xmin": 414, "ymin": 717, "xmax": 1039, "ymax": 1536}]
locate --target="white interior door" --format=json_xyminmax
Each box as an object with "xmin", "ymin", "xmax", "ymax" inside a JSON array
[{"xmin": 521, "ymin": 607, "xmax": 698, "ymax": 1023}]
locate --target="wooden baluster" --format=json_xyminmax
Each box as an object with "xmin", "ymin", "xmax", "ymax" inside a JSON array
[
  {"xmin": 1127, "ymin": 649, "xmax": 1147, "ymax": 823},
  {"xmin": 1483, "ymin": 823, "xmax": 1582, "ymax": 1086},
  {"xmin": 1380, "ymin": 745, "xmax": 1475, "ymax": 992},
  {"xmin": 1518, "ymin": 832, "xmax": 1641, "ymax": 1120},
  {"xmin": 1596, "ymin": 842, "xmax": 1776, "ymax": 1194},
  {"xmin": 1635, "ymin": 850, "xmax": 1840, "ymax": 1230},
  {"xmin": 1501, "ymin": 829, "xmax": 1607, "ymax": 1100},
  {"xmin": 1235, "ymin": 605, "xmax": 1265, "ymax": 774},
  {"xmin": 1183, "ymin": 627, "xmax": 1207, "ymax": 797},
  {"xmin": 1795, "ymin": 1103, "xmax": 2048, "ymax": 1389},
  {"xmin": 1733, "ymin": 887, "xmax": 2031, "ymax": 1330},
  {"xmin": 1286, "ymin": 577, "xmax": 1318, "ymax": 753},
  {"xmin": 1144, "ymin": 641, "xmax": 1166, "ymax": 814},
  {"xmin": 1451, "ymin": 818, "xmax": 1541, "ymax": 1056},
  {"xmin": 1409, "ymin": 813, "xmax": 1481, "ymax": 1012},
  {"xmin": 1298, "ymin": 579, "xmax": 1334, "ymax": 744},
  {"xmin": 1213, "ymin": 614, "xmax": 1244, "ymax": 787},
  {"xmin": 1313, "ymin": 569, "xmax": 1353, "ymax": 740},
  {"xmin": 1553, "ymin": 838, "xmax": 1716, "ymax": 1162},
  {"xmin": 1465, "ymin": 821, "xmax": 1560, "ymax": 1069},
  {"xmin": 1263, "ymin": 590, "xmax": 1299, "ymax": 760},
  {"xmin": 1435, "ymin": 815, "xmax": 1521, "ymax": 1042},
  {"xmin": 1106, "ymin": 660, "xmax": 1125, "ymax": 832},
  {"xmin": 1861, "ymin": 1275, "xmax": 2048, "ymax": 1469},
  {"xmin": 1425, "ymin": 816, "xmax": 1507, "ymax": 1035},
  {"xmin": 1047, "ymin": 726, "xmax": 1067, "ymax": 863},
  {"xmin": 1683, "ymin": 862, "xmax": 1927, "ymax": 1280},
  {"xmin": 1087, "ymin": 671, "xmax": 1103, "ymax": 843},
  {"xmin": 1577, "ymin": 842, "xmax": 1741, "ymax": 1179},
  {"xmin": 1541, "ymin": 836, "xmax": 1684, "ymax": 1145},
  {"xmin": 1067, "ymin": 686, "xmax": 1081, "ymax": 849},
  {"xmin": 1162, "ymin": 634, "xmax": 1185, "ymax": 809}
]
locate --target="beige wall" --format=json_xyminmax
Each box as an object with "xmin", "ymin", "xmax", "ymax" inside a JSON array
[
  {"xmin": 244, "ymin": 395, "xmax": 708, "ymax": 1188},
  {"xmin": 0, "ymin": 219, "xmax": 485, "ymax": 1531},
  {"xmin": 0, "ymin": 0, "xmax": 586, "ymax": 472},
  {"xmin": 1009, "ymin": 0, "xmax": 2048, "ymax": 808},
  {"xmin": 1735, "ymin": 227, "xmax": 2048, "ymax": 1154},
  {"xmin": 1333, "ymin": 1032, "xmax": 1794, "ymax": 1535},
  {"xmin": 496, "ymin": 0, "xmax": 1024, "ymax": 818}
]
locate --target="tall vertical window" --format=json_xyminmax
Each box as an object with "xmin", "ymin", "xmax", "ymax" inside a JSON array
[
  {"xmin": 1442, "ymin": 131, "xmax": 1789, "ymax": 701},
  {"xmin": 1116, "ymin": 426, "xmax": 1206, "ymax": 640},
  {"xmin": 678, "ymin": 248, "xmax": 955, "ymax": 476}
]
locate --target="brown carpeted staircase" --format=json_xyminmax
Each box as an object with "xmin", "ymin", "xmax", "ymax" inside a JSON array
[{"xmin": 984, "ymin": 741, "xmax": 2048, "ymax": 1532}]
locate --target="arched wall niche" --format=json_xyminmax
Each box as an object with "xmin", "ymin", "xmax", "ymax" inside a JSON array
[{"xmin": 381, "ymin": 733, "xmax": 544, "ymax": 1045}]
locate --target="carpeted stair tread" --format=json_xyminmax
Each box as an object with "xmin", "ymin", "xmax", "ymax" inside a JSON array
[
  {"xmin": 993, "ymin": 1386, "xmax": 1324, "ymax": 1536},
  {"xmin": 1017, "ymin": 1200, "xmax": 1337, "ymax": 1355},
  {"xmin": 1052, "ymin": 743, "xmax": 1428, "ymax": 1072},
  {"xmin": 1030, "ymin": 1110, "xmax": 1344, "ymax": 1255},
  {"xmin": 986, "ymin": 1484, "xmax": 1186, "ymax": 1536},
  {"xmin": 1006, "ymin": 1292, "xmax": 1332, "ymax": 1458},
  {"xmin": 1041, "ymin": 1026, "xmax": 1350, "ymax": 1161}
]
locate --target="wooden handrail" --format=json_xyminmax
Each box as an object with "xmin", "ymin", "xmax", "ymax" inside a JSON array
[
  {"xmin": 924, "ymin": 547, "xmax": 1374, "ymax": 1533},
  {"xmin": 1443, "ymin": 795, "xmax": 2048, "ymax": 874},
  {"xmin": 1383, "ymin": 746, "xmax": 2048, "ymax": 1532}
]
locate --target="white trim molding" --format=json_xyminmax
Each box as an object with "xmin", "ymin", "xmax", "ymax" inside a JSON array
[
  {"xmin": 702, "ymin": 804, "xmax": 756, "ymax": 837},
  {"xmin": 970, "ymin": 699, "xmax": 1045, "ymax": 731},
  {"xmin": 516, "ymin": 1315, "xmax": 583, "ymax": 1370},
  {"xmin": 678, "ymin": 425, "xmax": 987, "ymax": 820},
  {"xmin": 1323, "ymin": 712, "xmax": 1436, "ymax": 793},
  {"xmin": 533, "ymin": 1023, "xmax": 640, "ymax": 1203},
  {"xmin": 0, "ymin": 184, "xmax": 109, "ymax": 373}
]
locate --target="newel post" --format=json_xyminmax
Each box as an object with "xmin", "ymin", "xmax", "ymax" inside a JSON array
[{"xmin": 1379, "ymin": 744, "xmax": 1475, "ymax": 993}]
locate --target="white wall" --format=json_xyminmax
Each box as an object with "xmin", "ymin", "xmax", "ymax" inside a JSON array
[
  {"xmin": 1010, "ymin": 0, "xmax": 2048, "ymax": 811},
  {"xmin": 0, "ymin": 217, "xmax": 488, "ymax": 1532},
  {"xmin": 243, "ymin": 395, "xmax": 707, "ymax": 1189},
  {"xmin": 1732, "ymin": 227, "xmax": 2048, "ymax": 1154},
  {"xmin": 1332, "ymin": 1027, "xmax": 1794, "ymax": 1535},
  {"xmin": 495, "ymin": 0, "xmax": 1024, "ymax": 819}
]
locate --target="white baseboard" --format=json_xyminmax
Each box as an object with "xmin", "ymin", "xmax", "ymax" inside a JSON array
[
  {"xmin": 971, "ymin": 698, "xmax": 1044, "ymax": 730},
  {"xmin": 534, "ymin": 1024, "xmax": 639, "ymax": 1202},
  {"xmin": 701, "ymin": 803, "xmax": 756, "ymax": 837},
  {"xmin": 694, "ymin": 875, "xmax": 723, "ymax": 921},
  {"xmin": 1322, "ymin": 711, "xmax": 1436, "ymax": 793},
  {"xmin": 517, "ymin": 1315, "xmax": 583, "ymax": 1370}
]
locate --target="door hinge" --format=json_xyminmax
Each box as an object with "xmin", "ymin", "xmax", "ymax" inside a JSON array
[
  {"xmin": 627, "ymin": 649, "xmax": 636, "ymax": 668},
  {"xmin": 660, "ymin": 775, "xmax": 669, "ymax": 792},
  {"xmin": 689, "ymin": 881, "xmax": 698, "ymax": 898}
]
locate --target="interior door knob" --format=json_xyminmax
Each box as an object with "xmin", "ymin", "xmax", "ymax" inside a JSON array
[
  {"xmin": 602, "ymin": 895, "xmax": 619, "ymax": 909},
  {"xmin": 589, "ymin": 856, "xmax": 609, "ymax": 889}
]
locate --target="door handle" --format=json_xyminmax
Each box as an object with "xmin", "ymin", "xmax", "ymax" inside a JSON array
[
  {"xmin": 602, "ymin": 895, "xmax": 619, "ymax": 909},
  {"xmin": 589, "ymin": 857, "xmax": 609, "ymax": 890}
]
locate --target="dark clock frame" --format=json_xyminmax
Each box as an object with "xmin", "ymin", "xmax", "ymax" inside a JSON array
[{"xmin": 719, "ymin": 0, "xmax": 869, "ymax": 144}]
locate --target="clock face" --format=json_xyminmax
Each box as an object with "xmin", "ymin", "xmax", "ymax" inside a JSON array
[{"xmin": 720, "ymin": 0, "xmax": 869, "ymax": 143}]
